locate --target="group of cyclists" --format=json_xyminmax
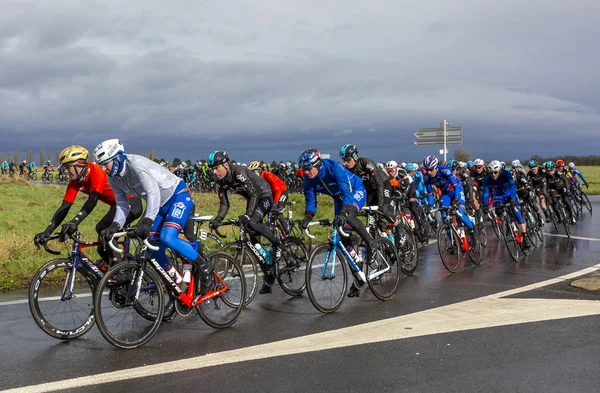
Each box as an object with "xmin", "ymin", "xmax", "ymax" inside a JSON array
[
  {"xmin": 1, "ymin": 159, "xmax": 59, "ymax": 179},
  {"xmin": 29, "ymin": 139, "xmax": 592, "ymax": 303}
]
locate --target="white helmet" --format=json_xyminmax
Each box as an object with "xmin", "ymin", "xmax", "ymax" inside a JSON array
[
  {"xmin": 568, "ymin": 162, "xmax": 575, "ymax": 169},
  {"xmin": 511, "ymin": 159, "xmax": 521, "ymax": 168},
  {"xmin": 386, "ymin": 160, "xmax": 398, "ymax": 170},
  {"xmin": 400, "ymin": 162, "xmax": 406, "ymax": 168},
  {"xmin": 473, "ymin": 158, "xmax": 484, "ymax": 166},
  {"xmin": 488, "ymin": 160, "xmax": 502, "ymax": 172},
  {"xmin": 94, "ymin": 139, "xmax": 125, "ymax": 165}
]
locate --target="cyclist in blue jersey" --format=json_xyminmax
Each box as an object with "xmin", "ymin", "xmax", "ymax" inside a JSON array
[
  {"xmin": 1, "ymin": 160, "xmax": 8, "ymax": 174},
  {"xmin": 567, "ymin": 162, "xmax": 588, "ymax": 190},
  {"xmin": 28, "ymin": 161, "xmax": 37, "ymax": 172},
  {"xmin": 482, "ymin": 160, "xmax": 532, "ymax": 249},
  {"xmin": 94, "ymin": 139, "xmax": 213, "ymax": 295},
  {"xmin": 422, "ymin": 155, "xmax": 479, "ymax": 245},
  {"xmin": 299, "ymin": 148, "xmax": 378, "ymax": 298}
]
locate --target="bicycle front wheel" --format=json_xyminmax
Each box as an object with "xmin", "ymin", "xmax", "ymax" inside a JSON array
[
  {"xmin": 29, "ymin": 258, "xmax": 96, "ymax": 340},
  {"xmin": 395, "ymin": 223, "xmax": 418, "ymax": 276},
  {"xmin": 581, "ymin": 192, "xmax": 592, "ymax": 214},
  {"xmin": 277, "ymin": 236, "xmax": 308, "ymax": 296},
  {"xmin": 437, "ymin": 224, "xmax": 463, "ymax": 273},
  {"xmin": 305, "ymin": 242, "xmax": 348, "ymax": 314},
  {"xmin": 196, "ymin": 252, "xmax": 246, "ymax": 329},
  {"xmin": 220, "ymin": 242, "xmax": 259, "ymax": 306},
  {"xmin": 366, "ymin": 237, "xmax": 400, "ymax": 300},
  {"xmin": 501, "ymin": 220, "xmax": 521, "ymax": 262},
  {"xmin": 94, "ymin": 262, "xmax": 164, "ymax": 349}
]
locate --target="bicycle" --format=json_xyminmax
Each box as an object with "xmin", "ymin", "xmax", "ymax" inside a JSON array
[
  {"xmin": 41, "ymin": 169, "xmax": 54, "ymax": 183},
  {"xmin": 571, "ymin": 183, "xmax": 592, "ymax": 215},
  {"xmin": 27, "ymin": 169, "xmax": 37, "ymax": 181},
  {"xmin": 215, "ymin": 218, "xmax": 308, "ymax": 305},
  {"xmin": 94, "ymin": 230, "xmax": 246, "ymax": 349},
  {"xmin": 492, "ymin": 202, "xmax": 529, "ymax": 262},
  {"xmin": 437, "ymin": 205, "xmax": 482, "ymax": 273},
  {"xmin": 547, "ymin": 189, "xmax": 573, "ymax": 238},
  {"xmin": 29, "ymin": 233, "xmax": 137, "ymax": 340},
  {"xmin": 304, "ymin": 209, "xmax": 401, "ymax": 314}
]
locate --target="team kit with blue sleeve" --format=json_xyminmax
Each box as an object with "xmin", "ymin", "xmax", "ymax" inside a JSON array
[
  {"xmin": 482, "ymin": 169, "xmax": 525, "ymax": 224},
  {"xmin": 424, "ymin": 165, "xmax": 474, "ymax": 230}
]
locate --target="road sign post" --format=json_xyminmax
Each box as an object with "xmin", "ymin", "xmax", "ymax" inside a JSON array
[{"xmin": 414, "ymin": 120, "xmax": 462, "ymax": 162}]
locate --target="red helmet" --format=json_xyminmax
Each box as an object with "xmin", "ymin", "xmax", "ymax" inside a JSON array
[{"xmin": 556, "ymin": 159, "xmax": 565, "ymax": 167}]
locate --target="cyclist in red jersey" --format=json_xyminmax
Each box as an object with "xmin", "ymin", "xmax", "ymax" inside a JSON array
[
  {"xmin": 248, "ymin": 161, "xmax": 290, "ymax": 235},
  {"xmin": 34, "ymin": 146, "xmax": 142, "ymax": 265}
]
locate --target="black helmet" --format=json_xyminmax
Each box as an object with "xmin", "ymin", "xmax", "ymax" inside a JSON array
[
  {"xmin": 207, "ymin": 150, "xmax": 230, "ymax": 168},
  {"xmin": 339, "ymin": 144, "xmax": 358, "ymax": 159}
]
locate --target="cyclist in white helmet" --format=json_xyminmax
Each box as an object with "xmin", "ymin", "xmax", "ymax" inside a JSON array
[{"xmin": 94, "ymin": 139, "xmax": 213, "ymax": 294}]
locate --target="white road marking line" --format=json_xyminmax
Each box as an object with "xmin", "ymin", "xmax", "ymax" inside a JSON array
[
  {"xmin": 543, "ymin": 233, "xmax": 600, "ymax": 242},
  {"xmin": 4, "ymin": 263, "xmax": 599, "ymax": 393}
]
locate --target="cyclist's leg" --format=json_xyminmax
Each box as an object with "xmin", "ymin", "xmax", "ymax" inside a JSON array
[
  {"xmin": 96, "ymin": 207, "xmax": 120, "ymax": 265},
  {"xmin": 276, "ymin": 191, "xmax": 291, "ymax": 235},
  {"xmin": 124, "ymin": 196, "xmax": 143, "ymax": 228}
]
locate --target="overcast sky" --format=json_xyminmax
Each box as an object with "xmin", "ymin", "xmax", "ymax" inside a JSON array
[{"xmin": 1, "ymin": 0, "xmax": 599, "ymax": 164}]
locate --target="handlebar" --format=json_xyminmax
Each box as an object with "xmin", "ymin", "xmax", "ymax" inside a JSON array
[
  {"xmin": 304, "ymin": 219, "xmax": 349, "ymax": 239},
  {"xmin": 34, "ymin": 234, "xmax": 62, "ymax": 255},
  {"xmin": 360, "ymin": 205, "xmax": 395, "ymax": 223},
  {"xmin": 108, "ymin": 231, "xmax": 159, "ymax": 253}
]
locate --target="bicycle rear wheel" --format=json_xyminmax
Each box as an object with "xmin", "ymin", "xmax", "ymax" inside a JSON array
[
  {"xmin": 29, "ymin": 258, "xmax": 96, "ymax": 340},
  {"xmin": 490, "ymin": 216, "xmax": 501, "ymax": 239},
  {"xmin": 94, "ymin": 262, "xmax": 164, "ymax": 349},
  {"xmin": 523, "ymin": 210, "xmax": 540, "ymax": 249},
  {"xmin": 305, "ymin": 242, "xmax": 348, "ymax": 314},
  {"xmin": 277, "ymin": 236, "xmax": 308, "ymax": 296},
  {"xmin": 220, "ymin": 242, "xmax": 259, "ymax": 306},
  {"xmin": 437, "ymin": 224, "xmax": 463, "ymax": 273},
  {"xmin": 196, "ymin": 252, "xmax": 246, "ymax": 329},
  {"xmin": 366, "ymin": 237, "xmax": 400, "ymax": 300}
]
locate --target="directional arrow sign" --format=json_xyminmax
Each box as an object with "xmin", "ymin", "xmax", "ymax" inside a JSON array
[
  {"xmin": 415, "ymin": 127, "xmax": 462, "ymax": 139},
  {"xmin": 414, "ymin": 140, "xmax": 463, "ymax": 146},
  {"xmin": 415, "ymin": 135, "xmax": 463, "ymax": 141}
]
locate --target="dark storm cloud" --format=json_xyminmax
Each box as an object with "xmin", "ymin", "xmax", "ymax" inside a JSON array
[{"xmin": 1, "ymin": 0, "xmax": 599, "ymax": 164}]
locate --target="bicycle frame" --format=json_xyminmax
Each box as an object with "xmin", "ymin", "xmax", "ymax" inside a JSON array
[{"xmin": 440, "ymin": 207, "xmax": 470, "ymax": 253}]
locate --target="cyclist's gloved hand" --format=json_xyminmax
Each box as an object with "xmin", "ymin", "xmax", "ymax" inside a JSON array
[
  {"xmin": 60, "ymin": 221, "xmax": 78, "ymax": 237},
  {"xmin": 584, "ymin": 182, "xmax": 589, "ymax": 189},
  {"xmin": 34, "ymin": 225, "xmax": 54, "ymax": 244},
  {"xmin": 209, "ymin": 218, "xmax": 222, "ymax": 231},
  {"xmin": 100, "ymin": 221, "xmax": 121, "ymax": 242},
  {"xmin": 333, "ymin": 205, "xmax": 350, "ymax": 228},
  {"xmin": 238, "ymin": 214, "xmax": 250, "ymax": 226},
  {"xmin": 452, "ymin": 198, "xmax": 460, "ymax": 208},
  {"xmin": 301, "ymin": 213, "xmax": 314, "ymax": 230},
  {"xmin": 133, "ymin": 217, "xmax": 154, "ymax": 239}
]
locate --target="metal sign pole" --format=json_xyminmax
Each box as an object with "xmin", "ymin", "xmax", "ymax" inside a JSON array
[{"xmin": 443, "ymin": 119, "xmax": 447, "ymax": 162}]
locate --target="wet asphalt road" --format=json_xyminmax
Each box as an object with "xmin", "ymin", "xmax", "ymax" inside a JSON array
[{"xmin": 1, "ymin": 198, "xmax": 599, "ymax": 392}]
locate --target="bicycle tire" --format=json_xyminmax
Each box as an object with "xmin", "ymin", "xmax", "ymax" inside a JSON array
[
  {"xmin": 396, "ymin": 223, "xmax": 418, "ymax": 276},
  {"xmin": 94, "ymin": 262, "xmax": 164, "ymax": 349},
  {"xmin": 366, "ymin": 237, "xmax": 400, "ymax": 300},
  {"xmin": 28, "ymin": 258, "xmax": 96, "ymax": 340},
  {"xmin": 466, "ymin": 229, "xmax": 483, "ymax": 265},
  {"xmin": 196, "ymin": 252, "xmax": 246, "ymax": 329},
  {"xmin": 277, "ymin": 236, "xmax": 308, "ymax": 296},
  {"xmin": 523, "ymin": 209, "xmax": 540, "ymax": 249},
  {"xmin": 220, "ymin": 242, "xmax": 259, "ymax": 306},
  {"xmin": 548, "ymin": 205, "xmax": 560, "ymax": 232},
  {"xmin": 501, "ymin": 219, "xmax": 520, "ymax": 262},
  {"xmin": 490, "ymin": 216, "xmax": 501, "ymax": 239},
  {"xmin": 305, "ymin": 242, "xmax": 348, "ymax": 314},
  {"xmin": 581, "ymin": 192, "xmax": 592, "ymax": 214},
  {"xmin": 561, "ymin": 205, "xmax": 572, "ymax": 238},
  {"xmin": 437, "ymin": 224, "xmax": 463, "ymax": 273}
]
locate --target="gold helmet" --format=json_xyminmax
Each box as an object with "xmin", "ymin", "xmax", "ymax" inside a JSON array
[
  {"xmin": 248, "ymin": 160, "xmax": 262, "ymax": 171},
  {"xmin": 59, "ymin": 145, "xmax": 88, "ymax": 165}
]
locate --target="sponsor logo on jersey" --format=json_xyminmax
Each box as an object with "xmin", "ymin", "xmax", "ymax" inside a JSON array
[{"xmin": 172, "ymin": 202, "xmax": 186, "ymax": 219}]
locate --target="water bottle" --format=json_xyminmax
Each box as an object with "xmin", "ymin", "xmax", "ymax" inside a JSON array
[
  {"xmin": 357, "ymin": 244, "xmax": 367, "ymax": 263},
  {"xmin": 346, "ymin": 246, "xmax": 357, "ymax": 260},
  {"xmin": 469, "ymin": 215, "xmax": 476, "ymax": 226},
  {"xmin": 458, "ymin": 227, "xmax": 466, "ymax": 239},
  {"xmin": 255, "ymin": 243, "xmax": 267, "ymax": 261},
  {"xmin": 386, "ymin": 229, "xmax": 395, "ymax": 245},
  {"xmin": 264, "ymin": 248, "xmax": 273, "ymax": 266}
]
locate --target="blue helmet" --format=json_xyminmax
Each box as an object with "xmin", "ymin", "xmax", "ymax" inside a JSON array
[
  {"xmin": 423, "ymin": 155, "xmax": 438, "ymax": 170},
  {"xmin": 299, "ymin": 148, "xmax": 322, "ymax": 169},
  {"xmin": 339, "ymin": 144, "xmax": 358, "ymax": 159},
  {"xmin": 404, "ymin": 163, "xmax": 416, "ymax": 171},
  {"xmin": 544, "ymin": 160, "xmax": 554, "ymax": 170},
  {"xmin": 467, "ymin": 161, "xmax": 474, "ymax": 168},
  {"xmin": 529, "ymin": 160, "xmax": 537, "ymax": 168}
]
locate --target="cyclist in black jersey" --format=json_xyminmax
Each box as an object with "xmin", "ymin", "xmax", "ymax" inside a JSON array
[
  {"xmin": 526, "ymin": 160, "xmax": 550, "ymax": 222},
  {"xmin": 544, "ymin": 161, "xmax": 576, "ymax": 224},
  {"xmin": 339, "ymin": 144, "xmax": 390, "ymax": 213},
  {"xmin": 207, "ymin": 150, "xmax": 281, "ymax": 294}
]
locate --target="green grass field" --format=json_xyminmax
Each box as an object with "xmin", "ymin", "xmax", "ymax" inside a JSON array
[{"xmin": 0, "ymin": 177, "xmax": 334, "ymax": 291}]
